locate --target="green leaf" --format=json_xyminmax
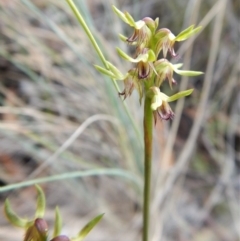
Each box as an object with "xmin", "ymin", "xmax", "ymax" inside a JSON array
[
  {"xmin": 167, "ymin": 89, "xmax": 194, "ymax": 102},
  {"xmin": 53, "ymin": 207, "xmax": 62, "ymax": 237},
  {"xmin": 175, "ymin": 25, "xmax": 202, "ymax": 41},
  {"xmin": 4, "ymin": 199, "xmax": 31, "ymax": 228},
  {"xmin": 75, "ymin": 213, "xmax": 104, "ymax": 241},
  {"xmin": 35, "ymin": 185, "xmax": 46, "ymax": 218}
]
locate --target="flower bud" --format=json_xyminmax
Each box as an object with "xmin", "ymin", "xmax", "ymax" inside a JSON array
[
  {"xmin": 24, "ymin": 218, "xmax": 48, "ymax": 241},
  {"xmin": 143, "ymin": 17, "xmax": 158, "ymax": 33},
  {"xmin": 34, "ymin": 218, "xmax": 48, "ymax": 235}
]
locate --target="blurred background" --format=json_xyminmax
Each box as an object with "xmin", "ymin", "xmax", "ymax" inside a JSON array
[{"xmin": 0, "ymin": 0, "xmax": 239, "ymax": 240}]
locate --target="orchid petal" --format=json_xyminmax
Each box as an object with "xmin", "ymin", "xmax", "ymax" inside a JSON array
[
  {"xmin": 112, "ymin": 6, "xmax": 129, "ymax": 25},
  {"xmin": 112, "ymin": 5, "xmax": 145, "ymax": 29},
  {"xmin": 167, "ymin": 89, "xmax": 194, "ymax": 102},
  {"xmin": 95, "ymin": 65, "xmax": 118, "ymax": 79},
  {"xmin": 151, "ymin": 95, "xmax": 162, "ymax": 110},
  {"xmin": 175, "ymin": 25, "xmax": 202, "ymax": 41},
  {"xmin": 174, "ymin": 69, "xmax": 204, "ymax": 76},
  {"xmin": 117, "ymin": 48, "xmax": 148, "ymax": 63},
  {"xmin": 172, "ymin": 63, "xmax": 183, "ymax": 69}
]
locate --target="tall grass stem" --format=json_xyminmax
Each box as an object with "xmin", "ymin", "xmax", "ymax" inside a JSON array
[{"xmin": 65, "ymin": 0, "xmax": 108, "ymax": 68}]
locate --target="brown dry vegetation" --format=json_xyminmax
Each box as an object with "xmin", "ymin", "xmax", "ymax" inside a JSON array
[{"xmin": 0, "ymin": 0, "xmax": 239, "ymax": 241}]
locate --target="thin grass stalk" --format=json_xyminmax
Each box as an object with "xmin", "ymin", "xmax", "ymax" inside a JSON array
[
  {"xmin": 0, "ymin": 168, "xmax": 141, "ymax": 193},
  {"xmin": 65, "ymin": 0, "xmax": 107, "ymax": 68}
]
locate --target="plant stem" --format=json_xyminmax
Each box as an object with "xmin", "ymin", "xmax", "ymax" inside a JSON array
[{"xmin": 143, "ymin": 96, "xmax": 153, "ymax": 241}]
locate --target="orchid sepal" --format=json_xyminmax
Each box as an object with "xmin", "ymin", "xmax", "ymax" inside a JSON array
[
  {"xmin": 112, "ymin": 5, "xmax": 145, "ymax": 29},
  {"xmin": 175, "ymin": 25, "xmax": 202, "ymax": 41}
]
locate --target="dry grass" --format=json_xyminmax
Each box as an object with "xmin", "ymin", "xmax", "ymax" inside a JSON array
[{"xmin": 0, "ymin": 0, "xmax": 239, "ymax": 240}]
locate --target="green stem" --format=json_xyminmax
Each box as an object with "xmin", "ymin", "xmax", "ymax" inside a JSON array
[
  {"xmin": 143, "ymin": 96, "xmax": 153, "ymax": 241},
  {"xmin": 65, "ymin": 0, "xmax": 108, "ymax": 69}
]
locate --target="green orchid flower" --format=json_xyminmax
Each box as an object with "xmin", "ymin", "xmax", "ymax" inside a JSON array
[
  {"xmin": 94, "ymin": 62, "xmax": 143, "ymax": 101},
  {"xmin": 117, "ymin": 47, "xmax": 156, "ymax": 79},
  {"xmin": 154, "ymin": 25, "xmax": 202, "ymax": 57},
  {"xmin": 149, "ymin": 87, "xmax": 194, "ymax": 121},
  {"xmin": 154, "ymin": 59, "xmax": 203, "ymax": 88},
  {"xmin": 112, "ymin": 5, "xmax": 158, "ymax": 50},
  {"xmin": 4, "ymin": 185, "xmax": 104, "ymax": 241},
  {"xmin": 4, "ymin": 185, "xmax": 48, "ymax": 241},
  {"xmin": 4, "ymin": 185, "xmax": 45, "ymax": 229}
]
